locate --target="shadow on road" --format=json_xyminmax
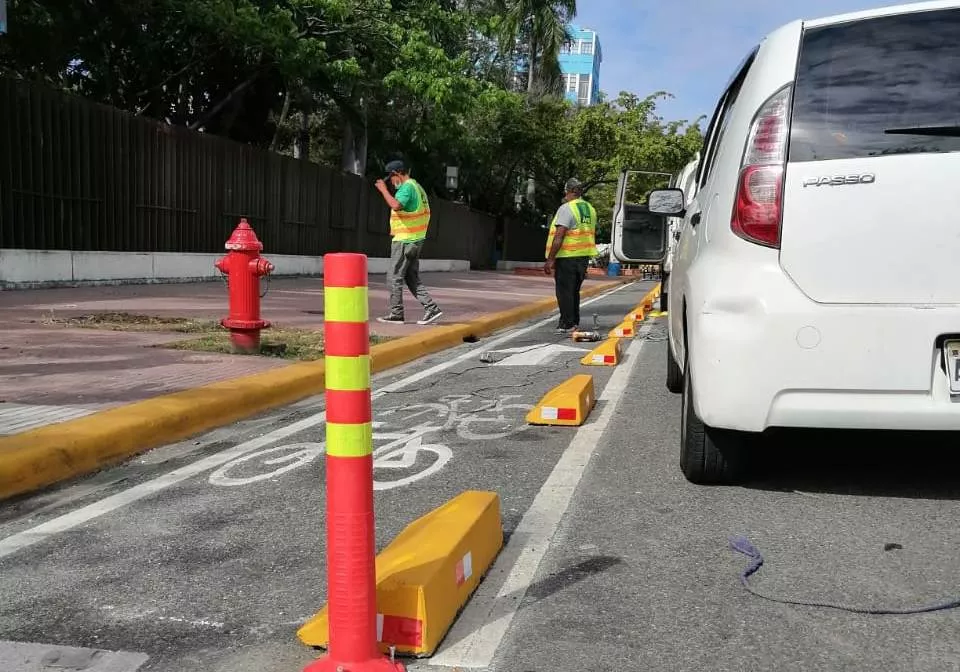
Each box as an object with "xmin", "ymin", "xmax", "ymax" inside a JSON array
[
  {"xmin": 743, "ymin": 428, "xmax": 960, "ymax": 500},
  {"xmin": 525, "ymin": 555, "xmax": 623, "ymax": 601}
]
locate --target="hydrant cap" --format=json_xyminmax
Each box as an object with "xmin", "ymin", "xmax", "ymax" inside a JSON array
[{"xmin": 224, "ymin": 218, "xmax": 264, "ymax": 252}]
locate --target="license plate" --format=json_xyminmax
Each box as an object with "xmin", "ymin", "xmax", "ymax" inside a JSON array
[{"xmin": 945, "ymin": 340, "xmax": 960, "ymax": 394}]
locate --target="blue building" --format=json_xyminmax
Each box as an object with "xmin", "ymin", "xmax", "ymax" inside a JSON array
[{"xmin": 558, "ymin": 26, "xmax": 602, "ymax": 106}]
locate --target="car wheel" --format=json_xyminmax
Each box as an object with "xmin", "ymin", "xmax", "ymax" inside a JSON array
[
  {"xmin": 680, "ymin": 352, "xmax": 748, "ymax": 485},
  {"xmin": 666, "ymin": 340, "xmax": 683, "ymax": 394}
]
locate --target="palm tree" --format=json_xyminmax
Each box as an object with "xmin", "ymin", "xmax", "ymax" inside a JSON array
[{"xmin": 497, "ymin": 0, "xmax": 577, "ymax": 96}]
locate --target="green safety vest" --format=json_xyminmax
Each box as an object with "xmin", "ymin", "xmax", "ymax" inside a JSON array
[
  {"xmin": 390, "ymin": 179, "xmax": 431, "ymax": 242},
  {"xmin": 545, "ymin": 198, "xmax": 598, "ymax": 258}
]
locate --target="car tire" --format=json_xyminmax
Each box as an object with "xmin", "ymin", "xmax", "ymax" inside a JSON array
[
  {"xmin": 680, "ymin": 352, "xmax": 748, "ymax": 485},
  {"xmin": 666, "ymin": 340, "xmax": 683, "ymax": 394}
]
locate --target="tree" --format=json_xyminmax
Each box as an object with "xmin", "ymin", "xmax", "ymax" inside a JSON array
[
  {"xmin": 495, "ymin": 0, "xmax": 576, "ymax": 95},
  {"xmin": 529, "ymin": 92, "xmax": 704, "ymax": 243},
  {"xmin": 0, "ymin": 0, "xmax": 703, "ymax": 232}
]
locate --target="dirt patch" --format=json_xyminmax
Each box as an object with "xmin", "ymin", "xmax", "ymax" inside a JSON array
[
  {"xmin": 43, "ymin": 312, "xmax": 388, "ymax": 361},
  {"xmin": 43, "ymin": 312, "xmax": 217, "ymax": 333}
]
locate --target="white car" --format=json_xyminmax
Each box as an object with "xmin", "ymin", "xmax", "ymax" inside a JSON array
[
  {"xmin": 634, "ymin": 1, "xmax": 960, "ymax": 484},
  {"xmin": 660, "ymin": 154, "xmax": 700, "ymax": 312}
]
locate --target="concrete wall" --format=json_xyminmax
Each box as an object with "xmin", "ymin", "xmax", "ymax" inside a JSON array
[
  {"xmin": 496, "ymin": 261, "xmax": 542, "ymax": 271},
  {"xmin": 0, "ymin": 249, "xmax": 470, "ymax": 289}
]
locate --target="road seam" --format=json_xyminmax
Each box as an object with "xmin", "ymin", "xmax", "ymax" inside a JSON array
[{"xmin": 428, "ymin": 326, "xmax": 652, "ymax": 669}]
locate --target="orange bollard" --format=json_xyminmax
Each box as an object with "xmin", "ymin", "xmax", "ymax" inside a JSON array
[{"xmin": 304, "ymin": 253, "xmax": 404, "ymax": 672}]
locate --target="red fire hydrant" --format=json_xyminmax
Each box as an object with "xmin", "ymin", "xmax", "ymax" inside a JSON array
[{"xmin": 215, "ymin": 218, "xmax": 275, "ymax": 352}]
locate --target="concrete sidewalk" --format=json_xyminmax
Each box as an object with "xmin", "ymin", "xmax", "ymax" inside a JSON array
[{"xmin": 0, "ymin": 271, "xmax": 603, "ymax": 435}]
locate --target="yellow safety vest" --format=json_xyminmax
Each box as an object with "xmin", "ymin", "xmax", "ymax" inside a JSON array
[
  {"xmin": 390, "ymin": 178, "xmax": 431, "ymax": 242},
  {"xmin": 545, "ymin": 198, "xmax": 598, "ymax": 258}
]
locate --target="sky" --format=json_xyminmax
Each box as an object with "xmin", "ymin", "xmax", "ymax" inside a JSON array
[{"xmin": 575, "ymin": 0, "xmax": 925, "ymax": 125}]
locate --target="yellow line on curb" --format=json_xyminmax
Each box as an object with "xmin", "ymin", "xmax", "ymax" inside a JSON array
[{"xmin": 0, "ymin": 279, "xmax": 630, "ymax": 501}]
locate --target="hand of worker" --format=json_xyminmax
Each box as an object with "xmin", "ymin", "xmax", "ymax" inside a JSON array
[
  {"xmin": 544, "ymin": 259, "xmax": 555, "ymax": 275},
  {"xmin": 375, "ymin": 179, "xmax": 388, "ymax": 193}
]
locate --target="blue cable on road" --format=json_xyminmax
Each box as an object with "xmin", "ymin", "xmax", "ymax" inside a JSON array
[{"xmin": 730, "ymin": 535, "xmax": 960, "ymax": 615}]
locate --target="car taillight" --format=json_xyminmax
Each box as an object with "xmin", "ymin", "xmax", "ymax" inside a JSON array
[{"xmin": 732, "ymin": 85, "xmax": 791, "ymax": 248}]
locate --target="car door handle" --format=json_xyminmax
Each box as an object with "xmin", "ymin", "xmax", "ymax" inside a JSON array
[{"xmin": 690, "ymin": 212, "xmax": 701, "ymax": 226}]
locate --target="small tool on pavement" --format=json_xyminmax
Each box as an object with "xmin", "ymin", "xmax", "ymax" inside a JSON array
[{"xmin": 572, "ymin": 313, "xmax": 602, "ymax": 342}]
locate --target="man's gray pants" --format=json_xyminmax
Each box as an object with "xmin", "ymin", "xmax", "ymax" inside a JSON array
[{"xmin": 387, "ymin": 240, "xmax": 439, "ymax": 318}]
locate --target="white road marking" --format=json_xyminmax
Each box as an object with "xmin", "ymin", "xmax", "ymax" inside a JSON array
[
  {"xmin": 207, "ymin": 443, "xmax": 323, "ymax": 487},
  {"xmin": 490, "ymin": 343, "xmax": 588, "ymax": 367},
  {"xmin": 0, "ymin": 283, "xmax": 634, "ymax": 559},
  {"xmin": 0, "ymin": 412, "xmax": 326, "ymax": 559},
  {"xmin": 429, "ymin": 327, "xmax": 651, "ymax": 668},
  {"xmin": 374, "ymin": 282, "xmax": 632, "ymax": 395}
]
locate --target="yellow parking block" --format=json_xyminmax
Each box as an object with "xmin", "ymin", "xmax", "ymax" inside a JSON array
[
  {"xmin": 644, "ymin": 285, "xmax": 659, "ymax": 309},
  {"xmin": 581, "ymin": 338, "xmax": 623, "ymax": 367},
  {"xmin": 526, "ymin": 374, "xmax": 596, "ymax": 426},
  {"xmin": 297, "ymin": 490, "xmax": 503, "ymax": 657},
  {"xmin": 628, "ymin": 306, "xmax": 646, "ymax": 322},
  {"xmin": 609, "ymin": 319, "xmax": 637, "ymax": 339}
]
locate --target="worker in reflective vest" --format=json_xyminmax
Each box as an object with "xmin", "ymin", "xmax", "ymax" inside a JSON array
[
  {"xmin": 374, "ymin": 159, "xmax": 443, "ymax": 326},
  {"xmin": 544, "ymin": 177, "xmax": 598, "ymax": 334}
]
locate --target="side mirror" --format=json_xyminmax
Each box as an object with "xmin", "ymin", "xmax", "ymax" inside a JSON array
[{"xmin": 648, "ymin": 188, "xmax": 685, "ymax": 217}]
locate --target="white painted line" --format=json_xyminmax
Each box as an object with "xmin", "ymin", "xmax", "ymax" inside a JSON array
[
  {"xmin": 490, "ymin": 343, "xmax": 587, "ymax": 367},
  {"xmin": 0, "ymin": 412, "xmax": 327, "ymax": 560},
  {"xmin": 430, "ymin": 326, "xmax": 651, "ymax": 668},
  {"xmin": 0, "ymin": 283, "xmax": 635, "ymax": 559},
  {"xmin": 374, "ymin": 282, "xmax": 631, "ymax": 395}
]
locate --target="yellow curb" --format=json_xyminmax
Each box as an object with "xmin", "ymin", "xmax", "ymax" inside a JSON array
[{"xmin": 0, "ymin": 279, "xmax": 630, "ymax": 501}]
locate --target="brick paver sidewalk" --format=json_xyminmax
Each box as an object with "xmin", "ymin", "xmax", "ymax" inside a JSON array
[{"xmin": 0, "ymin": 271, "xmax": 608, "ymax": 435}]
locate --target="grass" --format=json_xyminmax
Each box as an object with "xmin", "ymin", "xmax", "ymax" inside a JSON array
[
  {"xmin": 43, "ymin": 312, "xmax": 390, "ymax": 361},
  {"xmin": 42, "ymin": 312, "xmax": 217, "ymax": 333}
]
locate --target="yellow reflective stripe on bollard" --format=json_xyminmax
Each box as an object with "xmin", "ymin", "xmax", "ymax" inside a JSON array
[
  {"xmin": 326, "ymin": 422, "xmax": 374, "ymax": 457},
  {"xmin": 325, "ymin": 355, "xmax": 370, "ymax": 391},
  {"xmin": 324, "ymin": 287, "xmax": 369, "ymax": 323}
]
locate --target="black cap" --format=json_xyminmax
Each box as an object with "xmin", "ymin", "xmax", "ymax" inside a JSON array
[{"xmin": 385, "ymin": 159, "xmax": 408, "ymax": 179}]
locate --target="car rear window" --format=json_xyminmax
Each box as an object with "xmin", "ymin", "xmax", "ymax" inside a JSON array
[{"xmin": 789, "ymin": 8, "xmax": 960, "ymax": 162}]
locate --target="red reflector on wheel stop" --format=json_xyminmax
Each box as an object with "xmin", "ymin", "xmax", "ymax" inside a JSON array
[{"xmin": 379, "ymin": 614, "xmax": 423, "ymax": 648}]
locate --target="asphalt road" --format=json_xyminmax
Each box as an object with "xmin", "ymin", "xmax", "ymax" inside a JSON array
[
  {"xmin": 4, "ymin": 278, "xmax": 960, "ymax": 672},
  {"xmin": 0, "ymin": 281, "xmax": 651, "ymax": 672},
  {"xmin": 457, "ymin": 328, "xmax": 960, "ymax": 672}
]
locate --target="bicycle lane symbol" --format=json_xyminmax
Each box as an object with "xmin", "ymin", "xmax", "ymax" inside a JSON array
[
  {"xmin": 378, "ymin": 394, "xmax": 532, "ymax": 442},
  {"xmin": 207, "ymin": 394, "xmax": 533, "ymax": 491},
  {"xmin": 208, "ymin": 422, "xmax": 451, "ymax": 491}
]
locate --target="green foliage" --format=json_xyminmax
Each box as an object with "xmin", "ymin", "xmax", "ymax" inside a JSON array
[{"xmin": 0, "ymin": 0, "xmax": 704, "ymax": 236}]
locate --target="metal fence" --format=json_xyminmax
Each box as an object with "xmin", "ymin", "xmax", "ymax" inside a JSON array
[{"xmin": 0, "ymin": 77, "xmax": 497, "ymax": 267}]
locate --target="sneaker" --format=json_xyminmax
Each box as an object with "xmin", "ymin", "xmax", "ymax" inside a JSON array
[
  {"xmin": 554, "ymin": 324, "xmax": 575, "ymax": 335},
  {"xmin": 417, "ymin": 308, "xmax": 443, "ymax": 325},
  {"xmin": 377, "ymin": 315, "xmax": 405, "ymax": 324}
]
